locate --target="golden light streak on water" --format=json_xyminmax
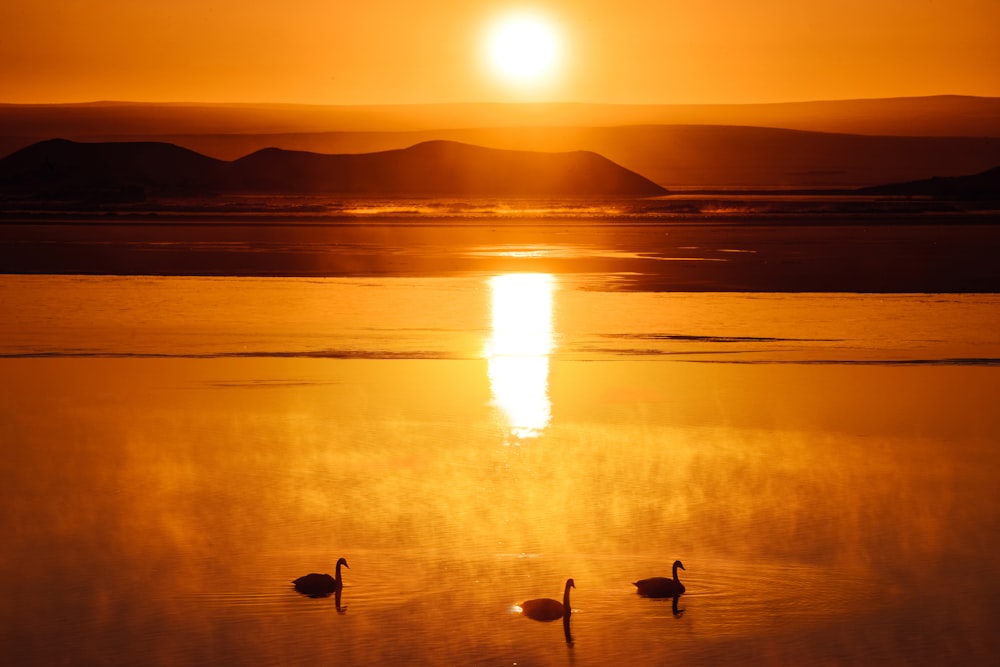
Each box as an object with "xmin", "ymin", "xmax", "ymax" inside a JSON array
[{"xmin": 485, "ymin": 273, "xmax": 555, "ymax": 441}]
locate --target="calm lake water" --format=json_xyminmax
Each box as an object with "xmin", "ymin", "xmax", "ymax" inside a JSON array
[{"xmin": 2, "ymin": 262, "xmax": 1000, "ymax": 664}]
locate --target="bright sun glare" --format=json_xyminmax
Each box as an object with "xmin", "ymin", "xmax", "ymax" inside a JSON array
[{"xmin": 485, "ymin": 11, "xmax": 561, "ymax": 84}]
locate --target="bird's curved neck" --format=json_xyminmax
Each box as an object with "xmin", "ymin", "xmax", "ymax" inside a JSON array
[
  {"xmin": 672, "ymin": 563, "xmax": 681, "ymax": 582},
  {"xmin": 563, "ymin": 583, "xmax": 572, "ymax": 616},
  {"xmin": 335, "ymin": 561, "xmax": 344, "ymax": 582}
]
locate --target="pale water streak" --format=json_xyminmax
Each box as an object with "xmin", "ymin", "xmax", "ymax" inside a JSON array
[{"xmin": 1, "ymin": 275, "xmax": 999, "ymax": 666}]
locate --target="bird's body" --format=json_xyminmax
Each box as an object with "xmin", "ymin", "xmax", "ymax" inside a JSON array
[
  {"xmin": 293, "ymin": 557, "xmax": 349, "ymax": 598},
  {"xmin": 520, "ymin": 578, "xmax": 575, "ymax": 622},
  {"xmin": 520, "ymin": 597, "xmax": 566, "ymax": 621},
  {"xmin": 634, "ymin": 559, "xmax": 685, "ymax": 598}
]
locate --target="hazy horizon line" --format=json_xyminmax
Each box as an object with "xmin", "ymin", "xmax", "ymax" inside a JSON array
[{"xmin": 2, "ymin": 93, "xmax": 996, "ymax": 109}]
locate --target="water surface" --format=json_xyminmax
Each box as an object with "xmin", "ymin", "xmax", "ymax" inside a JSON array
[{"xmin": 1, "ymin": 272, "xmax": 999, "ymax": 666}]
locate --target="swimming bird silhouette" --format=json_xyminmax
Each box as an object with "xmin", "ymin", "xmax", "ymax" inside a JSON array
[
  {"xmin": 633, "ymin": 560, "xmax": 685, "ymax": 598},
  {"xmin": 520, "ymin": 578, "xmax": 575, "ymax": 621},
  {"xmin": 293, "ymin": 557, "xmax": 349, "ymax": 598}
]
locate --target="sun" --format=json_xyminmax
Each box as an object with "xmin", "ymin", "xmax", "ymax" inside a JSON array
[{"xmin": 485, "ymin": 11, "xmax": 562, "ymax": 84}]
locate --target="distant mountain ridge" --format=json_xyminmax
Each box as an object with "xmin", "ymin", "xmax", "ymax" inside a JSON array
[
  {"xmin": 2, "ymin": 96, "xmax": 998, "ymax": 136},
  {"xmin": 178, "ymin": 125, "xmax": 999, "ymax": 188},
  {"xmin": 3, "ymin": 97, "xmax": 1000, "ymax": 187},
  {"xmin": 0, "ymin": 139, "xmax": 668, "ymax": 198},
  {"xmin": 858, "ymin": 164, "xmax": 1000, "ymax": 199}
]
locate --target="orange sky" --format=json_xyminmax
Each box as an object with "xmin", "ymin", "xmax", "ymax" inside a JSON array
[{"xmin": 2, "ymin": 0, "xmax": 998, "ymax": 105}]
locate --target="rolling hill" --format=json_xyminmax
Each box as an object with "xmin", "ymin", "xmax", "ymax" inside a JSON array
[
  {"xmin": 0, "ymin": 139, "xmax": 668, "ymax": 198},
  {"xmin": 858, "ymin": 164, "xmax": 1000, "ymax": 199},
  {"xmin": 3, "ymin": 97, "xmax": 1000, "ymax": 187},
  {"xmin": 139, "ymin": 125, "xmax": 997, "ymax": 188}
]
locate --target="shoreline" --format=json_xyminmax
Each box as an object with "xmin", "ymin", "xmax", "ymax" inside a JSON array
[
  {"xmin": 3, "ymin": 215, "xmax": 999, "ymax": 292},
  {"xmin": 1, "ymin": 196, "xmax": 997, "ymax": 226}
]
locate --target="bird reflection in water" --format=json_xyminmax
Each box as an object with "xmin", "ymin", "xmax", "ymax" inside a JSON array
[
  {"xmin": 293, "ymin": 557, "xmax": 349, "ymax": 611},
  {"xmin": 485, "ymin": 273, "xmax": 555, "ymax": 443},
  {"xmin": 517, "ymin": 578, "xmax": 575, "ymax": 645}
]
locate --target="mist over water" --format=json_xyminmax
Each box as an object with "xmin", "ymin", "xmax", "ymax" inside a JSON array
[
  {"xmin": 2, "ymin": 255, "xmax": 999, "ymax": 664},
  {"xmin": 4, "ymin": 201, "xmax": 999, "ymax": 293}
]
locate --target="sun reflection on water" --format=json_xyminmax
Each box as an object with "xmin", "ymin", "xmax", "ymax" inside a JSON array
[{"xmin": 485, "ymin": 273, "xmax": 555, "ymax": 441}]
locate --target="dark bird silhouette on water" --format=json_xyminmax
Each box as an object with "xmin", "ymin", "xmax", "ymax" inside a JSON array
[
  {"xmin": 293, "ymin": 557, "xmax": 348, "ymax": 598},
  {"xmin": 633, "ymin": 560, "xmax": 686, "ymax": 598},
  {"xmin": 520, "ymin": 578, "xmax": 575, "ymax": 622}
]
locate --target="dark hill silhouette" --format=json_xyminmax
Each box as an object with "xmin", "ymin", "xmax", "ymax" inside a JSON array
[
  {"xmin": 858, "ymin": 165, "xmax": 1000, "ymax": 199},
  {"xmin": 227, "ymin": 140, "xmax": 667, "ymax": 196},
  {"xmin": 0, "ymin": 138, "xmax": 225, "ymax": 199},
  {"xmin": 8, "ymin": 125, "xmax": 997, "ymax": 188},
  {"xmin": 0, "ymin": 139, "xmax": 666, "ymax": 198},
  {"xmin": 3, "ymin": 96, "xmax": 1000, "ymax": 188}
]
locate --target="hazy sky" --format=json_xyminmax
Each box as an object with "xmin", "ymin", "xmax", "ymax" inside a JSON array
[{"xmin": 2, "ymin": 1, "xmax": 998, "ymax": 105}]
